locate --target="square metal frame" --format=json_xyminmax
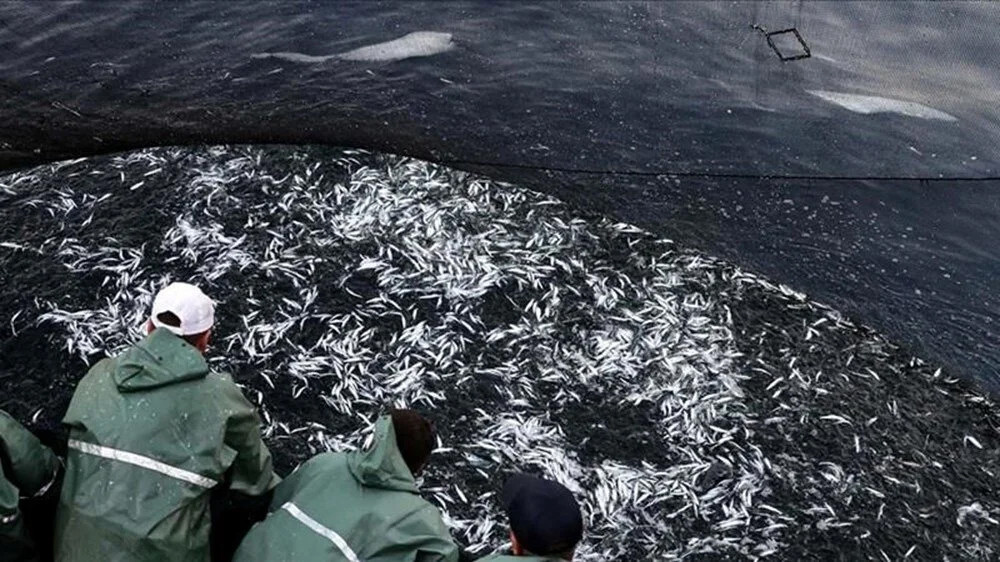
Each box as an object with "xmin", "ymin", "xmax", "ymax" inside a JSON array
[{"xmin": 766, "ymin": 28, "xmax": 811, "ymax": 62}]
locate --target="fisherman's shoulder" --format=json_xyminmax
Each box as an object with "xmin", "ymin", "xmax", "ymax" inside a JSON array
[
  {"xmin": 200, "ymin": 370, "xmax": 253, "ymax": 403},
  {"xmin": 309, "ymin": 450, "xmax": 346, "ymax": 464},
  {"xmin": 294, "ymin": 451, "xmax": 348, "ymax": 477},
  {"xmin": 70, "ymin": 356, "xmax": 118, "ymax": 393},
  {"xmin": 0, "ymin": 409, "xmax": 38, "ymax": 443},
  {"xmin": 274, "ymin": 452, "xmax": 349, "ymax": 500},
  {"xmin": 84, "ymin": 355, "xmax": 118, "ymax": 377}
]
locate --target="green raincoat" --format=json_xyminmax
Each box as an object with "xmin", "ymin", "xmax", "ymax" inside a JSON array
[
  {"xmin": 54, "ymin": 328, "xmax": 279, "ymax": 562},
  {"xmin": 233, "ymin": 416, "xmax": 459, "ymax": 562},
  {"xmin": 1, "ymin": 409, "xmax": 60, "ymax": 562}
]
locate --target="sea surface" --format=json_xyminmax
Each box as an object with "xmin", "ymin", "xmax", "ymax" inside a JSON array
[{"xmin": 0, "ymin": 4, "xmax": 997, "ymax": 382}]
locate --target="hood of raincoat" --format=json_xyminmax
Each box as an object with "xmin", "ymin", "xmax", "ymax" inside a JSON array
[
  {"xmin": 346, "ymin": 416, "xmax": 419, "ymax": 494},
  {"xmin": 112, "ymin": 328, "xmax": 209, "ymax": 392}
]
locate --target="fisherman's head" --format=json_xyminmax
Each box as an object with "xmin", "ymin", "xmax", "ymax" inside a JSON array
[
  {"xmin": 390, "ymin": 409, "xmax": 435, "ymax": 478},
  {"xmin": 146, "ymin": 282, "xmax": 215, "ymax": 353},
  {"xmin": 502, "ymin": 474, "xmax": 583, "ymax": 560}
]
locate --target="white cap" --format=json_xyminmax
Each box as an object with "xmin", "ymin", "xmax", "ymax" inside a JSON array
[{"xmin": 150, "ymin": 282, "xmax": 215, "ymax": 336}]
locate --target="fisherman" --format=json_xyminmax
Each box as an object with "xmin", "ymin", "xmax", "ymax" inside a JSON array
[
  {"xmin": 54, "ymin": 282, "xmax": 279, "ymax": 562},
  {"xmin": 233, "ymin": 409, "xmax": 459, "ymax": 562},
  {"xmin": 1, "ymin": 409, "xmax": 60, "ymax": 562},
  {"xmin": 479, "ymin": 474, "xmax": 583, "ymax": 561}
]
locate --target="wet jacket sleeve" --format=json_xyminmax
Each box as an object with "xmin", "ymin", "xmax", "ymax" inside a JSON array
[
  {"xmin": 218, "ymin": 378, "xmax": 280, "ymax": 495},
  {"xmin": 1, "ymin": 468, "xmax": 20, "ymax": 520},
  {"xmin": 400, "ymin": 506, "xmax": 461, "ymax": 562},
  {"xmin": 0, "ymin": 411, "xmax": 59, "ymax": 498},
  {"xmin": 1, "ymin": 474, "xmax": 37, "ymax": 562}
]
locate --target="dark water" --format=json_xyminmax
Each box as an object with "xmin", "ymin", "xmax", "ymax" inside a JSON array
[{"xmin": 0, "ymin": 1, "xmax": 998, "ymax": 386}]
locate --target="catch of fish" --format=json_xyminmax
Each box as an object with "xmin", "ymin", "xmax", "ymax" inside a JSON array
[{"xmin": 1, "ymin": 145, "xmax": 998, "ymax": 560}]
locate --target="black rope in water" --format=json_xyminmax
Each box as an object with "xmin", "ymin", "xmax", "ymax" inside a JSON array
[{"xmin": 438, "ymin": 158, "xmax": 1000, "ymax": 183}]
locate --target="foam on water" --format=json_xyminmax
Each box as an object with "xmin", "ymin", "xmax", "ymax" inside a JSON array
[
  {"xmin": 251, "ymin": 31, "xmax": 455, "ymax": 64},
  {"xmin": 807, "ymin": 90, "xmax": 958, "ymax": 122}
]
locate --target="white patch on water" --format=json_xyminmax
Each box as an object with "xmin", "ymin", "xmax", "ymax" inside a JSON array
[
  {"xmin": 338, "ymin": 31, "xmax": 454, "ymax": 62},
  {"xmin": 251, "ymin": 31, "xmax": 455, "ymax": 64},
  {"xmin": 807, "ymin": 90, "xmax": 958, "ymax": 122}
]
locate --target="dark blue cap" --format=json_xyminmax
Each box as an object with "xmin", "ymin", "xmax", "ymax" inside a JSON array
[{"xmin": 502, "ymin": 473, "xmax": 583, "ymax": 556}]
